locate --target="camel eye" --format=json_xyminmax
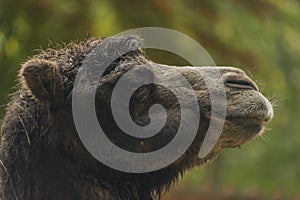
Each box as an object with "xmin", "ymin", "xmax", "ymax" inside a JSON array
[{"xmin": 225, "ymin": 79, "xmax": 258, "ymax": 91}]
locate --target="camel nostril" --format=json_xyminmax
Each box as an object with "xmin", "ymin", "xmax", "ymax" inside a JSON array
[{"xmin": 225, "ymin": 78, "xmax": 258, "ymax": 91}]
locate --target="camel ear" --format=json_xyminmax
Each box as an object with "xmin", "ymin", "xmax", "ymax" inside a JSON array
[{"xmin": 20, "ymin": 58, "xmax": 63, "ymax": 105}]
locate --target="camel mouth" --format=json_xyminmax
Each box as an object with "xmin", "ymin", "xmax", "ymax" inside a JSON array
[
  {"xmin": 229, "ymin": 114, "xmax": 272, "ymax": 124},
  {"xmin": 225, "ymin": 91, "xmax": 274, "ymax": 125},
  {"xmin": 229, "ymin": 115, "xmax": 270, "ymax": 131},
  {"xmin": 227, "ymin": 104, "xmax": 273, "ymax": 124}
]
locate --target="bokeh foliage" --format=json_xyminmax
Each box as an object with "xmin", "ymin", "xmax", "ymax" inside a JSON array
[{"xmin": 1, "ymin": 0, "xmax": 299, "ymax": 197}]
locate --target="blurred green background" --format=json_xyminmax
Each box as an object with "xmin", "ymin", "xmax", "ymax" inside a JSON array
[{"xmin": 0, "ymin": 0, "xmax": 299, "ymax": 199}]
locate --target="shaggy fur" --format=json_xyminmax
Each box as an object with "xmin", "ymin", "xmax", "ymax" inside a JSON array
[{"xmin": 0, "ymin": 35, "xmax": 273, "ymax": 200}]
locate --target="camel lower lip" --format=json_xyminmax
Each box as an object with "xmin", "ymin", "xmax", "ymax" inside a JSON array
[{"xmin": 226, "ymin": 116, "xmax": 265, "ymax": 134}]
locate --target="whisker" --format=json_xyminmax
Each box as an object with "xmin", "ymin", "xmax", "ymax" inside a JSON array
[{"xmin": 259, "ymin": 133, "xmax": 269, "ymax": 142}]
